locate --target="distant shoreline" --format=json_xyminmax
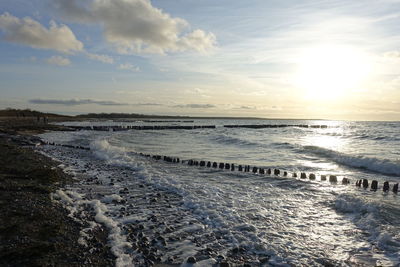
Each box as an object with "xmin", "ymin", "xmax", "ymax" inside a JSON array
[{"xmin": 0, "ymin": 108, "xmax": 329, "ymax": 121}]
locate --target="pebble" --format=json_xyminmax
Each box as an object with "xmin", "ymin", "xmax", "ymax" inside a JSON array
[{"xmin": 187, "ymin": 256, "xmax": 197, "ymax": 263}]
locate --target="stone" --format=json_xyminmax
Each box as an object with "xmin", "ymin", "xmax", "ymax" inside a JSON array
[
  {"xmin": 329, "ymin": 175, "xmax": 337, "ymax": 183},
  {"xmin": 309, "ymin": 173, "xmax": 316, "ymax": 180},
  {"xmin": 300, "ymin": 172, "xmax": 307, "ymax": 179},
  {"xmin": 187, "ymin": 256, "xmax": 196, "ymax": 264},
  {"xmin": 362, "ymin": 179, "xmax": 369, "ymax": 188}
]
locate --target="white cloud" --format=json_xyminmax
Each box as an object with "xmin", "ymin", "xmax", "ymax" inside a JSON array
[
  {"xmin": 118, "ymin": 63, "xmax": 139, "ymax": 72},
  {"xmin": 173, "ymin": 104, "xmax": 216, "ymax": 109},
  {"xmin": 86, "ymin": 52, "xmax": 114, "ymax": 64},
  {"xmin": 384, "ymin": 50, "xmax": 400, "ymax": 58},
  {"xmin": 0, "ymin": 12, "xmax": 83, "ymax": 53},
  {"xmin": 29, "ymin": 98, "xmax": 128, "ymax": 106},
  {"xmin": 53, "ymin": 0, "xmax": 216, "ymax": 54},
  {"xmin": 46, "ymin": 55, "xmax": 71, "ymax": 66}
]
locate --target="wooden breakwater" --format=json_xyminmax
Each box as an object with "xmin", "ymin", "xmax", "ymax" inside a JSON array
[
  {"xmin": 41, "ymin": 141, "xmax": 399, "ymax": 194},
  {"xmin": 64, "ymin": 124, "xmax": 328, "ymax": 131}
]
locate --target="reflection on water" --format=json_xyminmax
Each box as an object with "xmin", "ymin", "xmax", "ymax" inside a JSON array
[{"xmin": 300, "ymin": 121, "xmax": 347, "ymax": 151}]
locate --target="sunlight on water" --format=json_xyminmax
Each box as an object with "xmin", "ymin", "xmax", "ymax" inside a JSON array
[{"xmin": 302, "ymin": 122, "xmax": 348, "ymax": 151}]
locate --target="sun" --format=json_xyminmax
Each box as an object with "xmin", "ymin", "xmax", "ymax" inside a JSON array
[{"xmin": 294, "ymin": 45, "xmax": 370, "ymax": 100}]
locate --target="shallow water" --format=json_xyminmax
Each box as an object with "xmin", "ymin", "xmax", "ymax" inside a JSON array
[{"xmin": 39, "ymin": 119, "xmax": 400, "ymax": 266}]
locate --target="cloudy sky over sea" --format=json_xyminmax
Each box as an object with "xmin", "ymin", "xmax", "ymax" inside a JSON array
[{"xmin": 1, "ymin": 0, "xmax": 400, "ymax": 120}]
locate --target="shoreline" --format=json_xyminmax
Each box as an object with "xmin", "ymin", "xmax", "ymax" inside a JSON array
[
  {"xmin": 0, "ymin": 119, "xmax": 114, "ymax": 266},
  {"xmin": 0, "ymin": 118, "xmax": 237, "ymax": 266}
]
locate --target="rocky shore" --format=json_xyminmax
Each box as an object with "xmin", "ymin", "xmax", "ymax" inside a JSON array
[{"xmin": 0, "ymin": 118, "xmax": 114, "ymax": 266}]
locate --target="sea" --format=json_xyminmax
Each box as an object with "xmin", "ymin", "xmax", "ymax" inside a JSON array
[{"xmin": 37, "ymin": 119, "xmax": 400, "ymax": 267}]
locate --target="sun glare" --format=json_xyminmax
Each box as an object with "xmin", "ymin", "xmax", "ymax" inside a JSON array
[{"xmin": 294, "ymin": 45, "xmax": 371, "ymax": 100}]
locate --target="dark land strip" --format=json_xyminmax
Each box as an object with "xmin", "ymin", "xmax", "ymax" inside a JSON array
[{"xmin": 0, "ymin": 119, "xmax": 114, "ymax": 266}]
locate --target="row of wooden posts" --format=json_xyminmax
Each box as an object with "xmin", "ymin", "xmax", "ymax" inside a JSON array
[
  {"xmin": 64, "ymin": 124, "xmax": 329, "ymax": 132},
  {"xmin": 42, "ymin": 141, "xmax": 399, "ymax": 194},
  {"xmin": 141, "ymin": 154, "xmax": 399, "ymax": 194}
]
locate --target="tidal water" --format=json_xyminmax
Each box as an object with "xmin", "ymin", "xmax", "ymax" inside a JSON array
[{"xmin": 38, "ymin": 120, "xmax": 400, "ymax": 266}]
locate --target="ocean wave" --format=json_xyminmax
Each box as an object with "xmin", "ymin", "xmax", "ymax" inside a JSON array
[
  {"xmin": 302, "ymin": 145, "xmax": 400, "ymax": 176},
  {"xmin": 89, "ymin": 139, "xmax": 142, "ymax": 171},
  {"xmin": 211, "ymin": 133, "xmax": 261, "ymax": 147},
  {"xmin": 335, "ymin": 194, "xmax": 400, "ymax": 253}
]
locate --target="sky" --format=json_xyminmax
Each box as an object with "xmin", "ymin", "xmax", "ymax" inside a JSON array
[{"xmin": 1, "ymin": 0, "xmax": 400, "ymax": 120}]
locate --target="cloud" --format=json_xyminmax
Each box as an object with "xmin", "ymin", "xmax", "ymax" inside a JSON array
[
  {"xmin": 53, "ymin": 0, "xmax": 216, "ymax": 54},
  {"xmin": 86, "ymin": 52, "xmax": 114, "ymax": 64},
  {"xmin": 133, "ymin": 103, "xmax": 163, "ymax": 106},
  {"xmin": 173, "ymin": 104, "xmax": 216, "ymax": 109},
  {"xmin": 29, "ymin": 98, "xmax": 128, "ymax": 106},
  {"xmin": 118, "ymin": 63, "xmax": 140, "ymax": 72},
  {"xmin": 0, "ymin": 12, "xmax": 83, "ymax": 53},
  {"xmin": 384, "ymin": 50, "xmax": 400, "ymax": 58},
  {"xmin": 46, "ymin": 55, "xmax": 71, "ymax": 66}
]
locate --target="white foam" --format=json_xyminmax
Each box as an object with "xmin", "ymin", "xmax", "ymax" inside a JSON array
[
  {"xmin": 52, "ymin": 189, "xmax": 133, "ymax": 266},
  {"xmin": 335, "ymin": 194, "xmax": 400, "ymax": 255},
  {"xmin": 102, "ymin": 194, "xmax": 124, "ymax": 204},
  {"xmin": 304, "ymin": 145, "xmax": 400, "ymax": 176}
]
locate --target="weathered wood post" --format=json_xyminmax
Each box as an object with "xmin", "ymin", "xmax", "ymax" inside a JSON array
[
  {"xmin": 329, "ymin": 175, "xmax": 337, "ymax": 183},
  {"xmin": 309, "ymin": 173, "xmax": 316, "ymax": 180},
  {"xmin": 371, "ymin": 180, "xmax": 378, "ymax": 191},
  {"xmin": 393, "ymin": 183, "xmax": 398, "ymax": 193},
  {"xmin": 362, "ymin": 179, "xmax": 369, "ymax": 189},
  {"xmin": 383, "ymin": 181, "xmax": 389, "ymax": 192}
]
